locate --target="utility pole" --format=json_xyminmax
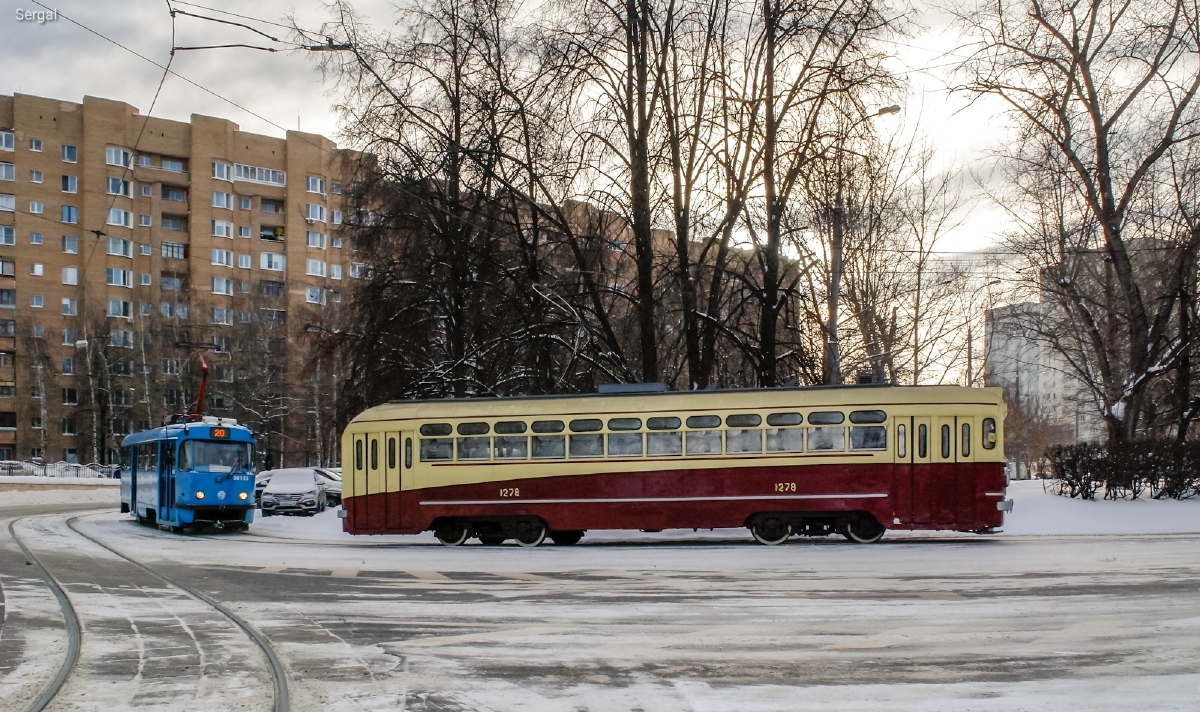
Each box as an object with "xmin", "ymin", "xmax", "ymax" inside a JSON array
[{"xmin": 825, "ymin": 182, "xmax": 845, "ymax": 385}]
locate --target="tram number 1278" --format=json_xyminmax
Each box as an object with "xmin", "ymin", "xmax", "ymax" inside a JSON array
[{"xmin": 774, "ymin": 482, "xmax": 797, "ymax": 493}]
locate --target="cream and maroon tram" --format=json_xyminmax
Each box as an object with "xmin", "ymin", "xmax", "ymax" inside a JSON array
[{"xmin": 337, "ymin": 385, "xmax": 1010, "ymax": 546}]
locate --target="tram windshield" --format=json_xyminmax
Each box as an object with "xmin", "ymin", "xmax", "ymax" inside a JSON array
[{"xmin": 179, "ymin": 440, "xmax": 254, "ymax": 474}]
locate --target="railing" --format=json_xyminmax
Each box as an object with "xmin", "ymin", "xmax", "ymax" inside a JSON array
[{"xmin": 0, "ymin": 460, "xmax": 121, "ymax": 478}]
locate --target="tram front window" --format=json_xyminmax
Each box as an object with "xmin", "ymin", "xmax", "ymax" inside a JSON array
[{"xmin": 179, "ymin": 440, "xmax": 254, "ymax": 473}]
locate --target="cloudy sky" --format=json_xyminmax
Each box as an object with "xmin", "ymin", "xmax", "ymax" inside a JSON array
[{"xmin": 0, "ymin": 0, "xmax": 1010, "ymax": 252}]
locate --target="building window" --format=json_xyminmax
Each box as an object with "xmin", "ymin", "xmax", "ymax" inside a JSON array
[
  {"xmin": 30, "ymin": 295, "xmax": 44, "ymax": 308},
  {"xmin": 62, "ymin": 357, "xmax": 74, "ymax": 375},
  {"xmin": 139, "ymin": 215, "xmax": 151, "ymax": 227},
  {"xmin": 262, "ymin": 309, "xmax": 287, "ymax": 326},
  {"xmin": 350, "ymin": 263, "xmax": 367, "ymax": 279},
  {"xmin": 240, "ymin": 311, "xmax": 251, "ymax": 323},
  {"xmin": 161, "ymin": 275, "xmax": 182, "ymax": 291},
  {"xmin": 331, "ymin": 236, "xmax": 343, "ymax": 248},
  {"xmin": 29, "ymin": 138, "xmax": 42, "ymax": 152},
  {"xmin": 30, "ymin": 170, "xmax": 43, "ymax": 183},
  {"xmin": 0, "ymin": 131, "xmax": 12, "ymax": 151},
  {"xmin": 0, "ymin": 289, "xmax": 13, "ymax": 308},
  {"xmin": 61, "ymin": 327, "xmax": 76, "ymax": 345},
  {"xmin": 331, "ymin": 182, "xmax": 342, "ymax": 194},
  {"xmin": 62, "ymin": 298, "xmax": 77, "ymax": 316},
  {"xmin": 212, "ymin": 219, "xmax": 233, "ymax": 237},
  {"xmin": 107, "ymin": 177, "xmax": 132, "ymax": 196},
  {"xmin": 139, "ymin": 243, "xmax": 151, "ymax": 256},
  {"xmin": 61, "ymin": 175, "xmax": 77, "ymax": 193},
  {"xmin": 62, "ymin": 389, "xmax": 78, "ymax": 406},
  {"xmin": 213, "ymin": 277, "xmax": 233, "ymax": 295},
  {"xmin": 212, "ymin": 248, "xmax": 233, "ymax": 267},
  {"xmin": 213, "ymin": 161, "xmax": 232, "ymax": 181},
  {"xmin": 32, "ymin": 325, "xmax": 44, "ymax": 338},
  {"xmin": 239, "ymin": 197, "xmax": 251, "ymax": 210},
  {"xmin": 139, "ymin": 155, "xmax": 152, "ymax": 167},
  {"xmin": 31, "ymin": 263, "xmax": 44, "ymax": 276},
  {"xmin": 233, "ymin": 163, "xmax": 285, "ymax": 185},
  {"xmin": 161, "ymin": 301, "xmax": 188, "ymax": 319},
  {"xmin": 140, "ymin": 184, "xmax": 152, "ymax": 197},
  {"xmin": 306, "ymin": 286, "xmax": 324, "ymax": 304},
  {"xmin": 141, "ymin": 303, "xmax": 151, "ymax": 316},
  {"xmin": 260, "ymin": 280, "xmax": 284, "ymax": 297},
  {"xmin": 161, "ymin": 157, "xmax": 185, "ymax": 172},
  {"xmin": 212, "ymin": 191, "xmax": 233, "ymax": 209},
  {"xmin": 105, "ymin": 268, "xmax": 133, "ymax": 287},
  {"xmin": 306, "ymin": 231, "xmax": 326, "ymax": 248},
  {"xmin": 238, "ymin": 254, "xmax": 251, "ymax": 269},
  {"xmin": 306, "ymin": 259, "xmax": 326, "ymax": 277},
  {"xmin": 307, "ymin": 176, "xmax": 326, "ymax": 194},
  {"xmin": 332, "ymin": 210, "xmax": 343, "ymax": 225},
  {"xmin": 106, "ymin": 147, "xmax": 133, "ymax": 167},
  {"xmin": 62, "ymin": 266, "xmax": 78, "ymax": 285},
  {"xmin": 213, "ymin": 307, "xmax": 233, "ymax": 326},
  {"xmin": 0, "ymin": 320, "xmax": 14, "ymax": 337},
  {"xmin": 62, "ymin": 235, "xmax": 78, "ymax": 253},
  {"xmin": 330, "ymin": 264, "xmax": 342, "ymax": 280},
  {"xmin": 29, "ymin": 200, "xmax": 43, "ymax": 214},
  {"xmin": 162, "ymin": 242, "xmax": 186, "ymax": 260},
  {"xmin": 238, "ymin": 226, "xmax": 250, "ymax": 238},
  {"xmin": 107, "ymin": 237, "xmax": 133, "ymax": 257},
  {"xmin": 161, "ymin": 216, "xmax": 186, "ymax": 231},
  {"xmin": 162, "ymin": 186, "xmax": 187, "ymax": 201},
  {"xmin": 109, "ymin": 329, "xmax": 134, "ymax": 348},
  {"xmin": 107, "ymin": 300, "xmax": 133, "ymax": 319},
  {"xmin": 140, "ymin": 273, "xmax": 152, "ymax": 286},
  {"xmin": 0, "ymin": 227, "xmax": 11, "ymax": 245},
  {"xmin": 0, "ymin": 194, "xmax": 13, "ymax": 212},
  {"xmin": 30, "ymin": 231, "xmax": 43, "ymax": 244},
  {"xmin": 61, "ymin": 145, "xmax": 77, "ymax": 163},
  {"xmin": 61, "ymin": 205, "xmax": 78, "ymax": 224},
  {"xmin": 261, "ymin": 253, "xmax": 285, "ymax": 271},
  {"xmin": 306, "ymin": 204, "xmax": 326, "ymax": 222},
  {"xmin": 0, "ymin": 383, "xmax": 15, "ymax": 398},
  {"xmin": 108, "ymin": 209, "xmax": 133, "ymax": 228},
  {"xmin": 0, "ymin": 162, "xmax": 12, "ymax": 181}
]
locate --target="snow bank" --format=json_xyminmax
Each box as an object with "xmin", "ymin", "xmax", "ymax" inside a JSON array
[
  {"xmin": 0, "ymin": 488, "xmax": 120, "ymax": 507},
  {"xmin": 247, "ymin": 479, "xmax": 1199, "ymax": 543},
  {"xmin": 0, "ymin": 475, "xmax": 120, "ymax": 486}
]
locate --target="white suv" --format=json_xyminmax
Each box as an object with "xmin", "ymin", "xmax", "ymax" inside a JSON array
[{"xmin": 259, "ymin": 469, "xmax": 328, "ymax": 516}]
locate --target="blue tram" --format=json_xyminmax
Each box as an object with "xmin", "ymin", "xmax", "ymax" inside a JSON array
[{"xmin": 119, "ymin": 417, "xmax": 257, "ymax": 531}]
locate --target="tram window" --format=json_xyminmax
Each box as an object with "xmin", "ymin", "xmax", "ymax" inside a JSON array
[
  {"xmin": 457, "ymin": 437, "xmax": 490, "ymax": 460},
  {"xmin": 941, "ymin": 424, "xmax": 952, "ymax": 459},
  {"xmin": 608, "ymin": 432, "xmax": 643, "ymax": 456},
  {"xmin": 494, "ymin": 436, "xmax": 529, "ymax": 459},
  {"xmin": 494, "ymin": 421, "xmax": 527, "ymax": 434},
  {"xmin": 982, "ymin": 418, "xmax": 997, "ymax": 449},
  {"xmin": 686, "ymin": 415, "xmax": 721, "ymax": 429},
  {"xmin": 726, "ymin": 413, "xmax": 762, "ymax": 428},
  {"xmin": 420, "ymin": 423, "xmax": 452, "ymax": 437},
  {"xmin": 608, "ymin": 417, "xmax": 642, "ymax": 431},
  {"xmin": 808, "ymin": 411, "xmax": 845, "ymax": 425},
  {"xmin": 807, "ymin": 427, "xmax": 846, "ymax": 451},
  {"xmin": 458, "ymin": 422, "xmax": 490, "ymax": 436},
  {"xmin": 569, "ymin": 434, "xmax": 604, "ymax": 458},
  {"xmin": 569, "ymin": 418, "xmax": 602, "ymax": 432},
  {"xmin": 766, "ymin": 427, "xmax": 804, "ymax": 453},
  {"xmin": 647, "ymin": 416, "xmax": 681, "ymax": 430},
  {"xmin": 849, "ymin": 410, "xmax": 887, "ymax": 424},
  {"xmin": 405, "ymin": 438, "xmax": 413, "ymax": 469},
  {"xmin": 355, "ymin": 438, "xmax": 364, "ymax": 469},
  {"xmin": 685, "ymin": 430, "xmax": 722, "ymax": 455},
  {"xmin": 850, "ymin": 426, "xmax": 888, "ymax": 451},
  {"xmin": 532, "ymin": 420, "xmax": 565, "ymax": 433},
  {"xmin": 918, "ymin": 424, "xmax": 928, "ymax": 458},
  {"xmin": 370, "ymin": 439, "xmax": 379, "ymax": 470},
  {"xmin": 962, "ymin": 423, "xmax": 971, "ymax": 457},
  {"xmin": 727, "ymin": 429, "xmax": 763, "ymax": 453},
  {"xmin": 897, "ymin": 424, "xmax": 907, "ymax": 458},
  {"xmin": 647, "ymin": 431, "xmax": 682, "ymax": 455},
  {"xmin": 419, "ymin": 438, "xmax": 453, "ymax": 461},
  {"xmin": 532, "ymin": 435, "xmax": 566, "ymax": 459},
  {"xmin": 766, "ymin": 412, "xmax": 802, "ymax": 426},
  {"xmin": 388, "ymin": 438, "xmax": 397, "ymax": 469}
]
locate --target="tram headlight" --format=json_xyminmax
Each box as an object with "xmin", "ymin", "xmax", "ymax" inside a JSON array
[
  {"xmin": 238, "ymin": 491, "xmax": 248, "ymax": 500},
  {"xmin": 195, "ymin": 491, "xmax": 205, "ymax": 499}
]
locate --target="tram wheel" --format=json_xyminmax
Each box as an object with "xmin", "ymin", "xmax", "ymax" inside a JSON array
[
  {"xmin": 434, "ymin": 521, "xmax": 470, "ymax": 547},
  {"xmin": 841, "ymin": 517, "xmax": 886, "ymax": 544},
  {"xmin": 750, "ymin": 521, "xmax": 792, "ymax": 546},
  {"xmin": 549, "ymin": 530, "xmax": 584, "ymax": 546},
  {"xmin": 514, "ymin": 521, "xmax": 547, "ymax": 548}
]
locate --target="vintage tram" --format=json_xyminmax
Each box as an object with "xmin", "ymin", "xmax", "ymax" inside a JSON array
[{"xmin": 338, "ymin": 385, "xmax": 1010, "ymax": 546}]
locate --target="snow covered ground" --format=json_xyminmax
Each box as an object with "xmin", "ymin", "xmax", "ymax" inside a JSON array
[{"xmin": 0, "ymin": 476, "xmax": 119, "ymax": 508}]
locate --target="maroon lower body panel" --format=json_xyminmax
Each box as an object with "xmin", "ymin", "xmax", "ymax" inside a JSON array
[{"xmin": 342, "ymin": 462, "xmax": 1006, "ymax": 535}]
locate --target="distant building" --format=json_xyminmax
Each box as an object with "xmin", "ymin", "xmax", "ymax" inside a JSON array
[{"xmin": 0, "ymin": 93, "xmax": 358, "ymax": 467}]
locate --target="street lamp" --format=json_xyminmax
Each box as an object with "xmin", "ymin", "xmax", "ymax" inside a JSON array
[{"xmin": 824, "ymin": 105, "xmax": 903, "ymax": 385}]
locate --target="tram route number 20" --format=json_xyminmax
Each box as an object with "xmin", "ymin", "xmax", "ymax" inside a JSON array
[
  {"xmin": 774, "ymin": 482, "xmax": 797, "ymax": 493},
  {"xmin": 500, "ymin": 488, "xmax": 520, "ymax": 497}
]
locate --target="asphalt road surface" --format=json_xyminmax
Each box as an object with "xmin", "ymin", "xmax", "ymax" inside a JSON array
[{"xmin": 2, "ymin": 507, "xmax": 1198, "ymax": 711}]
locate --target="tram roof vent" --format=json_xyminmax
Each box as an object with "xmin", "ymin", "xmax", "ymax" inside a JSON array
[
  {"xmin": 201, "ymin": 415, "xmax": 240, "ymax": 426},
  {"xmin": 598, "ymin": 382, "xmax": 669, "ymax": 395}
]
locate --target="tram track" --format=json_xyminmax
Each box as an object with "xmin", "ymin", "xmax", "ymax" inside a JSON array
[{"xmin": 7, "ymin": 513, "xmax": 290, "ymax": 712}]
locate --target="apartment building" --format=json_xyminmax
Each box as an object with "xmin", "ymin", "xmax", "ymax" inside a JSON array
[{"xmin": 0, "ymin": 93, "xmax": 359, "ymax": 467}]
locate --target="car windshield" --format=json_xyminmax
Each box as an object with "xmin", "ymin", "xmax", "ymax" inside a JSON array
[
  {"xmin": 179, "ymin": 440, "xmax": 253, "ymax": 473},
  {"xmin": 270, "ymin": 471, "xmax": 315, "ymax": 486}
]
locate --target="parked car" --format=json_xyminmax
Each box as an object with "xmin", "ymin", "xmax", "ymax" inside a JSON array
[
  {"xmin": 313, "ymin": 468, "xmax": 342, "ymax": 505},
  {"xmin": 259, "ymin": 469, "xmax": 327, "ymax": 517}
]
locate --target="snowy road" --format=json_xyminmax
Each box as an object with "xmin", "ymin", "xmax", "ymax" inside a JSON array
[{"xmin": 2, "ymin": 498, "xmax": 1199, "ymax": 712}]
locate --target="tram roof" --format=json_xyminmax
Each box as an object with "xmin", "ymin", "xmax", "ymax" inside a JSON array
[
  {"xmin": 351, "ymin": 384, "xmax": 1004, "ymax": 424},
  {"xmin": 121, "ymin": 420, "xmax": 255, "ymax": 447}
]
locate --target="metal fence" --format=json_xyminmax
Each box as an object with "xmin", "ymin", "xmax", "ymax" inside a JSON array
[{"xmin": 0, "ymin": 460, "xmax": 120, "ymax": 478}]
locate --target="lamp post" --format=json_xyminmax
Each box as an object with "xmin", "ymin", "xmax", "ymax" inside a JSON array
[{"xmin": 824, "ymin": 105, "xmax": 901, "ymax": 385}]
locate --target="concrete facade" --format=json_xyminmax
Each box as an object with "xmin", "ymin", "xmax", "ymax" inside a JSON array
[{"xmin": 0, "ymin": 93, "xmax": 357, "ymax": 467}]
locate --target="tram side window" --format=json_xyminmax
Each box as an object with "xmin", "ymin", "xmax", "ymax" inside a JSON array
[
  {"xmin": 139, "ymin": 442, "xmax": 158, "ymax": 472},
  {"xmin": 961, "ymin": 423, "xmax": 971, "ymax": 457},
  {"xmin": 569, "ymin": 434, "xmax": 604, "ymax": 458},
  {"xmin": 370, "ymin": 439, "xmax": 379, "ymax": 470},
  {"xmin": 941, "ymin": 424, "xmax": 952, "ymax": 459},
  {"xmin": 766, "ymin": 412, "xmax": 804, "ymax": 453},
  {"xmin": 419, "ymin": 438, "xmax": 453, "ymax": 462},
  {"xmin": 897, "ymin": 424, "xmax": 907, "ymax": 458},
  {"xmin": 807, "ymin": 411, "xmax": 846, "ymax": 452},
  {"xmin": 494, "ymin": 434, "xmax": 529, "ymax": 459},
  {"xmin": 355, "ymin": 438, "xmax": 364, "ymax": 469},
  {"xmin": 457, "ymin": 436, "xmax": 490, "ymax": 460},
  {"xmin": 685, "ymin": 414, "xmax": 723, "ymax": 456},
  {"xmin": 849, "ymin": 412, "xmax": 887, "ymax": 451},
  {"xmin": 982, "ymin": 418, "xmax": 997, "ymax": 450},
  {"xmin": 918, "ymin": 424, "xmax": 928, "ymax": 458},
  {"xmin": 725, "ymin": 413, "xmax": 762, "ymax": 454},
  {"xmin": 532, "ymin": 420, "xmax": 566, "ymax": 459},
  {"xmin": 405, "ymin": 438, "xmax": 413, "ymax": 469},
  {"xmin": 421, "ymin": 423, "xmax": 452, "ymax": 437},
  {"xmin": 647, "ymin": 416, "xmax": 682, "ymax": 456},
  {"xmin": 388, "ymin": 438, "xmax": 397, "ymax": 469},
  {"xmin": 607, "ymin": 417, "xmax": 643, "ymax": 457}
]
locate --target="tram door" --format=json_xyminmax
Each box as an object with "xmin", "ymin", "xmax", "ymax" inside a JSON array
[
  {"xmin": 157, "ymin": 440, "xmax": 174, "ymax": 523},
  {"xmin": 383, "ymin": 432, "xmax": 402, "ymax": 529},
  {"xmin": 932, "ymin": 416, "xmax": 959, "ymax": 524},
  {"xmin": 955, "ymin": 416, "xmax": 977, "ymax": 526},
  {"xmin": 366, "ymin": 433, "xmax": 385, "ymax": 529},
  {"xmin": 400, "ymin": 432, "xmax": 415, "ymax": 528},
  {"xmin": 910, "ymin": 417, "xmax": 934, "ymax": 524},
  {"xmin": 350, "ymin": 434, "xmax": 368, "ymax": 529}
]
